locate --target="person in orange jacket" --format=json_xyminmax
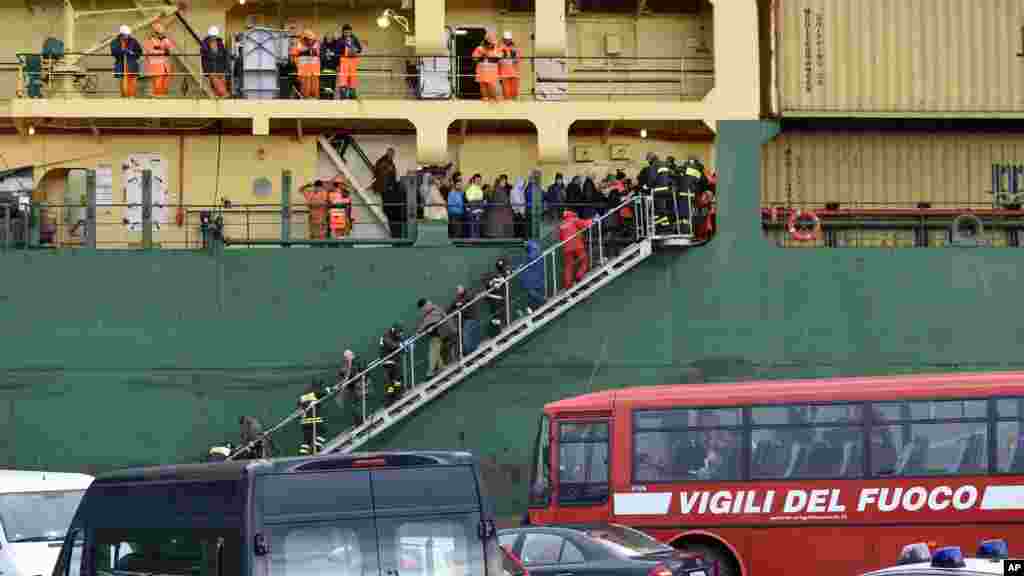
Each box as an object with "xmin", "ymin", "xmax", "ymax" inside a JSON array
[
  {"xmin": 498, "ymin": 31, "xmax": 521, "ymax": 100},
  {"xmin": 328, "ymin": 176, "xmax": 353, "ymax": 238},
  {"xmin": 472, "ymin": 33, "xmax": 501, "ymax": 101},
  {"xmin": 303, "ymin": 180, "xmax": 329, "ymax": 241},
  {"xmin": 144, "ymin": 21, "xmax": 176, "ymax": 97},
  {"xmin": 291, "ymin": 29, "xmax": 321, "ymax": 99},
  {"xmin": 336, "ymin": 24, "xmax": 363, "ymax": 99},
  {"xmin": 559, "ymin": 209, "xmax": 591, "ymax": 290}
]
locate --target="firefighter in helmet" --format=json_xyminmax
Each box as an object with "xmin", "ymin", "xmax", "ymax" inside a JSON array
[
  {"xmin": 298, "ymin": 378, "xmax": 329, "ymax": 455},
  {"xmin": 380, "ymin": 324, "xmax": 405, "ymax": 405}
]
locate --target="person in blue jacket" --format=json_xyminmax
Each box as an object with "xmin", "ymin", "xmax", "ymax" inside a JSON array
[
  {"xmin": 519, "ymin": 239, "xmax": 544, "ymax": 314},
  {"xmin": 111, "ymin": 25, "xmax": 142, "ymax": 97}
]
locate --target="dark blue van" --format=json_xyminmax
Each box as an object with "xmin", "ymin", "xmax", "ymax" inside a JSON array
[{"xmin": 51, "ymin": 451, "xmax": 503, "ymax": 576}]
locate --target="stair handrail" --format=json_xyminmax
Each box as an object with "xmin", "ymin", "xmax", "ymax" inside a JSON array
[{"xmin": 226, "ymin": 195, "xmax": 651, "ymax": 460}]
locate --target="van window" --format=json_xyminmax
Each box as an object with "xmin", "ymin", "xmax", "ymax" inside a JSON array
[
  {"xmin": 258, "ymin": 471, "xmax": 372, "ymax": 520},
  {"xmin": 265, "ymin": 518, "xmax": 379, "ymax": 576},
  {"xmin": 372, "ymin": 467, "xmax": 480, "ymax": 511},
  {"xmin": 91, "ymin": 528, "xmax": 241, "ymax": 576},
  {"xmin": 78, "ymin": 481, "xmax": 245, "ymax": 528},
  {"xmin": 0, "ymin": 490, "xmax": 85, "ymax": 543},
  {"xmin": 377, "ymin": 513, "xmax": 486, "ymax": 576}
]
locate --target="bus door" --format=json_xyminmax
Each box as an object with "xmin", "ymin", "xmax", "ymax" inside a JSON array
[{"xmin": 551, "ymin": 416, "xmax": 612, "ymax": 523}]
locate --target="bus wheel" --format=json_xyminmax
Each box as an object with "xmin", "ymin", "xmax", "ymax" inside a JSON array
[{"xmin": 674, "ymin": 540, "xmax": 740, "ymax": 576}]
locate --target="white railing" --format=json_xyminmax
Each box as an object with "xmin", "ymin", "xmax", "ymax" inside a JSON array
[{"xmin": 227, "ymin": 195, "xmax": 657, "ymax": 460}]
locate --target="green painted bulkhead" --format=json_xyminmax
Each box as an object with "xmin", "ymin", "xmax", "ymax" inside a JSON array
[{"xmin": 2, "ymin": 121, "xmax": 1021, "ymax": 517}]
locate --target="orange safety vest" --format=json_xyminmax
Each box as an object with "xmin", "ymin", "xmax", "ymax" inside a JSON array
[
  {"xmin": 499, "ymin": 43, "xmax": 520, "ymax": 78},
  {"xmin": 304, "ymin": 187, "xmax": 328, "ymax": 232},
  {"xmin": 472, "ymin": 45, "xmax": 500, "ymax": 84},
  {"xmin": 144, "ymin": 37, "xmax": 175, "ymax": 74},
  {"xmin": 329, "ymin": 191, "xmax": 352, "ymax": 234},
  {"xmin": 291, "ymin": 41, "xmax": 321, "ymax": 76}
]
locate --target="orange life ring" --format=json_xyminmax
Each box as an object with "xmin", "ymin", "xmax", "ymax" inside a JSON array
[{"xmin": 787, "ymin": 209, "xmax": 821, "ymax": 242}]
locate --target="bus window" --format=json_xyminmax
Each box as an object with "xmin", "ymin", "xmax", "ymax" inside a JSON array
[
  {"xmin": 528, "ymin": 415, "xmax": 551, "ymax": 507},
  {"xmin": 633, "ymin": 408, "xmax": 742, "ymax": 482},
  {"xmin": 872, "ymin": 399, "xmax": 988, "ymax": 477},
  {"xmin": 266, "ymin": 518, "xmax": 378, "ymax": 576},
  {"xmin": 996, "ymin": 397, "xmax": 1024, "ymax": 473},
  {"xmin": 750, "ymin": 403, "xmax": 864, "ymax": 479},
  {"xmin": 558, "ymin": 422, "xmax": 609, "ymax": 504}
]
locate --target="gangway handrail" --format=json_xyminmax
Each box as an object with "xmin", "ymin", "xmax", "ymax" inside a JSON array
[{"xmin": 226, "ymin": 195, "xmax": 656, "ymax": 460}]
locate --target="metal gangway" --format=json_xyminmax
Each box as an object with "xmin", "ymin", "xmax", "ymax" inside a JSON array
[{"xmin": 228, "ymin": 195, "xmax": 692, "ymax": 459}]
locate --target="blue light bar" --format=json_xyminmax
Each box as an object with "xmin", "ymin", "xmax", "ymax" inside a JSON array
[
  {"xmin": 977, "ymin": 539, "xmax": 1009, "ymax": 559},
  {"xmin": 897, "ymin": 543, "xmax": 931, "ymax": 565},
  {"xmin": 931, "ymin": 546, "xmax": 966, "ymax": 568}
]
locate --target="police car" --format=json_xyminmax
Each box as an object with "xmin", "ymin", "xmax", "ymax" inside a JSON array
[{"xmin": 860, "ymin": 539, "xmax": 1010, "ymax": 576}]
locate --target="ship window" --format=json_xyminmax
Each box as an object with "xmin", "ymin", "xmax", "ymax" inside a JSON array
[{"xmin": 253, "ymin": 177, "xmax": 272, "ymax": 198}]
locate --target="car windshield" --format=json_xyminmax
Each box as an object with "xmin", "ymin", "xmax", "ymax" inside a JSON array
[
  {"xmin": 584, "ymin": 525, "xmax": 671, "ymax": 557},
  {"xmin": 0, "ymin": 490, "xmax": 85, "ymax": 542}
]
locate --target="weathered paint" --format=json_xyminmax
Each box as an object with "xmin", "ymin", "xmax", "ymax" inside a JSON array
[
  {"xmin": 775, "ymin": 0, "xmax": 1024, "ymax": 116},
  {"xmin": 6, "ymin": 121, "xmax": 1024, "ymax": 520},
  {"xmin": 762, "ymin": 128, "xmax": 1024, "ymax": 208}
]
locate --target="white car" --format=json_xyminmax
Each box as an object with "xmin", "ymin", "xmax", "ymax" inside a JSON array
[{"xmin": 0, "ymin": 470, "xmax": 92, "ymax": 576}]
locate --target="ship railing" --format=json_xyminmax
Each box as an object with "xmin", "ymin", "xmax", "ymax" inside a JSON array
[
  {"xmin": 0, "ymin": 199, "xmax": 642, "ymax": 251},
  {"xmin": 13, "ymin": 52, "xmax": 712, "ymax": 101},
  {"xmin": 762, "ymin": 201, "xmax": 1024, "ymax": 249},
  {"xmin": 226, "ymin": 195, "xmax": 654, "ymax": 459}
]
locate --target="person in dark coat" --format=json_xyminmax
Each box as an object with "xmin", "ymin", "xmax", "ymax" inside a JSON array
[
  {"xmin": 201, "ymin": 26, "xmax": 230, "ymax": 98},
  {"xmin": 519, "ymin": 240, "xmax": 544, "ymax": 313},
  {"xmin": 564, "ymin": 176, "xmax": 583, "ymax": 217},
  {"xmin": 485, "ymin": 176, "xmax": 515, "ymax": 238},
  {"xmin": 448, "ymin": 285, "xmax": 478, "ymax": 356},
  {"xmin": 338, "ymin": 349, "xmax": 369, "ymax": 426},
  {"xmin": 379, "ymin": 324, "xmax": 405, "ymax": 404},
  {"xmin": 238, "ymin": 416, "xmax": 273, "ymax": 458},
  {"xmin": 544, "ymin": 173, "xmax": 565, "ymax": 219},
  {"xmin": 483, "ymin": 258, "xmax": 513, "ymax": 336},
  {"xmin": 580, "ymin": 173, "xmax": 600, "ymax": 219},
  {"xmin": 373, "ymin": 149, "xmax": 401, "ymax": 237},
  {"xmin": 111, "ymin": 25, "xmax": 142, "ymax": 98}
]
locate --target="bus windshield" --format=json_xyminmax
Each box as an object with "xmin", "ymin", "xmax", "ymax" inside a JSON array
[
  {"xmin": 583, "ymin": 525, "xmax": 672, "ymax": 556},
  {"xmin": 0, "ymin": 490, "xmax": 85, "ymax": 542}
]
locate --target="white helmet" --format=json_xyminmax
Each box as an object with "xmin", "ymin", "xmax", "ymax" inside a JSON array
[
  {"xmin": 208, "ymin": 26, "xmax": 219, "ymax": 37},
  {"xmin": 119, "ymin": 25, "xmax": 131, "ymax": 36},
  {"xmin": 503, "ymin": 31, "xmax": 513, "ymax": 40}
]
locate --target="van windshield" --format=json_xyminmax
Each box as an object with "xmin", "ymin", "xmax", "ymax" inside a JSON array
[{"xmin": 0, "ymin": 490, "xmax": 85, "ymax": 542}]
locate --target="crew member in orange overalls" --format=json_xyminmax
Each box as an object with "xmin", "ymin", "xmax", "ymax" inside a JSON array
[
  {"xmin": 559, "ymin": 209, "xmax": 591, "ymax": 289},
  {"xmin": 291, "ymin": 29, "xmax": 321, "ymax": 99},
  {"xmin": 144, "ymin": 21, "xmax": 176, "ymax": 97},
  {"xmin": 472, "ymin": 33, "xmax": 501, "ymax": 101},
  {"xmin": 329, "ymin": 176, "xmax": 353, "ymax": 239},
  {"xmin": 498, "ymin": 31, "xmax": 520, "ymax": 100},
  {"xmin": 337, "ymin": 24, "xmax": 363, "ymax": 100},
  {"xmin": 303, "ymin": 181, "xmax": 329, "ymax": 241}
]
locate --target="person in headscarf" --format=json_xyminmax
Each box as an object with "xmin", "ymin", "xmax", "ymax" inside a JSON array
[
  {"xmin": 485, "ymin": 175, "xmax": 515, "ymax": 238},
  {"xmin": 580, "ymin": 171, "xmax": 600, "ymax": 219},
  {"xmin": 423, "ymin": 172, "xmax": 448, "ymax": 221},
  {"xmin": 373, "ymin": 148, "xmax": 400, "ymax": 237},
  {"xmin": 144, "ymin": 21, "xmax": 176, "ymax": 97},
  {"xmin": 509, "ymin": 176, "xmax": 527, "ymax": 238},
  {"xmin": 290, "ymin": 29, "xmax": 321, "ymax": 98},
  {"xmin": 111, "ymin": 25, "xmax": 143, "ymax": 98},
  {"xmin": 201, "ymin": 26, "xmax": 229, "ymax": 98}
]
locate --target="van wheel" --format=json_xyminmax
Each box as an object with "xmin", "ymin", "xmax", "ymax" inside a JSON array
[{"xmin": 676, "ymin": 541, "xmax": 739, "ymax": 576}]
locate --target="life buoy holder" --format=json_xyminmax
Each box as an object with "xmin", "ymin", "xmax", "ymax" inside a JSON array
[{"xmin": 787, "ymin": 209, "xmax": 821, "ymax": 242}]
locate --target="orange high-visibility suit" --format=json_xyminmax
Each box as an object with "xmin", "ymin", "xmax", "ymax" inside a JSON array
[
  {"xmin": 337, "ymin": 28, "xmax": 363, "ymax": 99},
  {"xmin": 498, "ymin": 35, "xmax": 520, "ymax": 100},
  {"xmin": 291, "ymin": 30, "xmax": 321, "ymax": 99},
  {"xmin": 304, "ymin": 184, "xmax": 329, "ymax": 240},
  {"xmin": 559, "ymin": 210, "xmax": 591, "ymax": 289},
  {"xmin": 472, "ymin": 34, "xmax": 501, "ymax": 101},
  {"xmin": 144, "ymin": 23, "xmax": 176, "ymax": 97},
  {"xmin": 329, "ymin": 188, "xmax": 353, "ymax": 238}
]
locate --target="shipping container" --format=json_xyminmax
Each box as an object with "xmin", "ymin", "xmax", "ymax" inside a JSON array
[
  {"xmin": 774, "ymin": 0, "xmax": 1024, "ymax": 116},
  {"xmin": 762, "ymin": 129, "xmax": 1024, "ymax": 208}
]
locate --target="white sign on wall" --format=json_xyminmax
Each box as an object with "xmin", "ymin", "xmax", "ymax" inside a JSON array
[{"xmin": 122, "ymin": 154, "xmax": 167, "ymax": 232}]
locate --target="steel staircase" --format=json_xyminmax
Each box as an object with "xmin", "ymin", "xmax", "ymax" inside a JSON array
[
  {"xmin": 228, "ymin": 196, "xmax": 692, "ymax": 459},
  {"xmin": 318, "ymin": 134, "xmax": 390, "ymax": 235}
]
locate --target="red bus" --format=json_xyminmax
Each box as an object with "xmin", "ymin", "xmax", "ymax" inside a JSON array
[{"xmin": 525, "ymin": 372, "xmax": 1024, "ymax": 576}]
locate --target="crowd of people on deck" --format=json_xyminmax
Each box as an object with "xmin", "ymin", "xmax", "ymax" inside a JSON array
[{"xmin": 108, "ymin": 17, "xmax": 524, "ymax": 100}]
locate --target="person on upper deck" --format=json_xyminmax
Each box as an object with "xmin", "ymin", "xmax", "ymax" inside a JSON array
[
  {"xmin": 472, "ymin": 33, "xmax": 501, "ymax": 101},
  {"xmin": 201, "ymin": 26, "xmax": 229, "ymax": 98},
  {"xmin": 111, "ymin": 26, "xmax": 143, "ymax": 98},
  {"xmin": 144, "ymin": 21, "xmax": 176, "ymax": 97}
]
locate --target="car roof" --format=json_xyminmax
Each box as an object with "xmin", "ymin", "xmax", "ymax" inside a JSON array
[
  {"xmin": 92, "ymin": 451, "xmax": 477, "ymax": 484},
  {"xmin": 862, "ymin": 557, "xmax": 1004, "ymax": 576},
  {"xmin": 0, "ymin": 470, "xmax": 94, "ymax": 493},
  {"xmin": 500, "ymin": 523, "xmax": 628, "ymax": 533}
]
